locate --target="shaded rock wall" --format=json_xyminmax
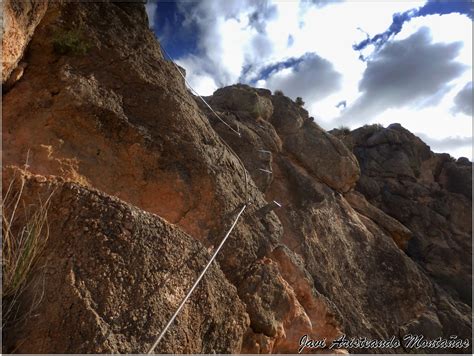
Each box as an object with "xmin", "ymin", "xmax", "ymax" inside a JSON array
[
  {"xmin": 200, "ymin": 86, "xmax": 472, "ymax": 353},
  {"xmin": 334, "ymin": 123, "xmax": 472, "ymax": 307},
  {"xmin": 3, "ymin": 0, "xmax": 233, "ymax": 241}
]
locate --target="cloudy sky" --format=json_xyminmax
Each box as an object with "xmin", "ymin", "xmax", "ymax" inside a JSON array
[{"xmin": 146, "ymin": 0, "xmax": 472, "ymax": 159}]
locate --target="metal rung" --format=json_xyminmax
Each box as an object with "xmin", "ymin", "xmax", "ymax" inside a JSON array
[
  {"xmin": 258, "ymin": 168, "xmax": 272, "ymax": 174},
  {"xmin": 258, "ymin": 149, "xmax": 272, "ymax": 154},
  {"xmin": 256, "ymin": 200, "xmax": 283, "ymax": 217}
]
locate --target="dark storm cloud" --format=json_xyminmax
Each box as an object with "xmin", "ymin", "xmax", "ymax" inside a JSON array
[
  {"xmin": 339, "ymin": 27, "xmax": 467, "ymax": 124},
  {"xmin": 452, "ymin": 82, "xmax": 473, "ymax": 116},
  {"xmin": 262, "ymin": 53, "xmax": 342, "ymax": 102}
]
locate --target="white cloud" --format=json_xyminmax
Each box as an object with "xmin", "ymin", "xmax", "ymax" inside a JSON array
[
  {"xmin": 337, "ymin": 27, "xmax": 467, "ymax": 125},
  {"xmin": 145, "ymin": 1, "xmax": 157, "ymax": 29},
  {"xmin": 330, "ymin": 12, "xmax": 472, "ymax": 159},
  {"xmin": 176, "ymin": 56, "xmax": 219, "ymax": 94},
  {"xmin": 186, "ymin": 73, "xmax": 218, "ymax": 96},
  {"xmin": 173, "ymin": 0, "xmax": 426, "ymax": 95},
  {"xmin": 153, "ymin": 0, "xmax": 471, "ymax": 158},
  {"xmin": 175, "ymin": 0, "xmax": 279, "ymax": 88}
]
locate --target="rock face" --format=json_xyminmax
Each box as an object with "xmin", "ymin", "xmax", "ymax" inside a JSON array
[
  {"xmin": 333, "ymin": 123, "xmax": 472, "ymax": 307},
  {"xmin": 206, "ymin": 85, "xmax": 360, "ymax": 194},
  {"xmin": 344, "ymin": 190, "xmax": 412, "ymax": 250},
  {"xmin": 2, "ymin": 1, "xmax": 471, "ymax": 354},
  {"xmin": 2, "ymin": 168, "xmax": 248, "ymax": 353},
  {"xmin": 3, "ymin": 0, "xmax": 233, "ymax": 242},
  {"xmin": 202, "ymin": 88, "xmax": 471, "ymax": 353},
  {"xmin": 2, "ymin": 0, "xmax": 48, "ymax": 84}
]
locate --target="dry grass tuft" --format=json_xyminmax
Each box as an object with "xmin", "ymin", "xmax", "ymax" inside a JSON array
[{"xmin": 2, "ymin": 172, "xmax": 54, "ymax": 327}]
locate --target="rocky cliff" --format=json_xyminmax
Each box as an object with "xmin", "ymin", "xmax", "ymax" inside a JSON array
[
  {"xmin": 332, "ymin": 124, "xmax": 472, "ymax": 307},
  {"xmin": 2, "ymin": 1, "xmax": 472, "ymax": 354}
]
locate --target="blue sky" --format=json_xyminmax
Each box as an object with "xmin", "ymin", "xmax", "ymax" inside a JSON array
[{"xmin": 146, "ymin": 0, "xmax": 473, "ymax": 159}]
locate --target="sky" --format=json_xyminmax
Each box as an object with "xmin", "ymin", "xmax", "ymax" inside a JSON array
[{"xmin": 146, "ymin": 0, "xmax": 473, "ymax": 159}]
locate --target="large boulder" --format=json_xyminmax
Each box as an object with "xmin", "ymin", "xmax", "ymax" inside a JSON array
[
  {"xmin": 1, "ymin": 169, "xmax": 249, "ymax": 353},
  {"xmin": 438, "ymin": 158, "xmax": 472, "ymax": 199},
  {"xmin": 350, "ymin": 123, "xmax": 431, "ymax": 179},
  {"xmin": 269, "ymin": 94, "xmax": 306, "ymax": 134},
  {"xmin": 207, "ymin": 84, "xmax": 274, "ymax": 121},
  {"xmin": 206, "ymin": 86, "xmax": 360, "ymax": 193}
]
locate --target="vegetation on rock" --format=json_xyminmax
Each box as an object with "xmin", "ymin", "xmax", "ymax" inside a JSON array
[
  {"xmin": 52, "ymin": 28, "xmax": 91, "ymax": 55},
  {"xmin": 295, "ymin": 96, "xmax": 305, "ymax": 106},
  {"xmin": 2, "ymin": 170, "xmax": 54, "ymax": 330}
]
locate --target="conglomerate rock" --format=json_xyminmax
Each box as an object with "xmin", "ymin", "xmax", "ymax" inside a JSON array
[
  {"xmin": 2, "ymin": 168, "xmax": 249, "ymax": 353},
  {"xmin": 2, "ymin": 0, "xmax": 471, "ymax": 354},
  {"xmin": 2, "ymin": 0, "xmax": 48, "ymax": 83}
]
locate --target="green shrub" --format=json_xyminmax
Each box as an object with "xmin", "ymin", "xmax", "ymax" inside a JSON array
[
  {"xmin": 274, "ymin": 89, "xmax": 284, "ymax": 96},
  {"xmin": 362, "ymin": 123, "xmax": 384, "ymax": 135},
  {"xmin": 52, "ymin": 28, "xmax": 91, "ymax": 56},
  {"xmin": 363, "ymin": 123, "xmax": 383, "ymax": 129},
  {"xmin": 295, "ymin": 96, "xmax": 305, "ymax": 106}
]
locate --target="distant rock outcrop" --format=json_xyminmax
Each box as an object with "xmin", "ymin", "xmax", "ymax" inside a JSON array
[
  {"xmin": 333, "ymin": 123, "xmax": 472, "ymax": 307},
  {"xmin": 201, "ymin": 87, "xmax": 471, "ymax": 353},
  {"xmin": 2, "ymin": 1, "xmax": 471, "ymax": 354}
]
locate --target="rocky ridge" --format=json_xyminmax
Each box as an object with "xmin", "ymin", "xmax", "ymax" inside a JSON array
[
  {"xmin": 2, "ymin": 0, "xmax": 472, "ymax": 354},
  {"xmin": 332, "ymin": 124, "xmax": 472, "ymax": 306}
]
